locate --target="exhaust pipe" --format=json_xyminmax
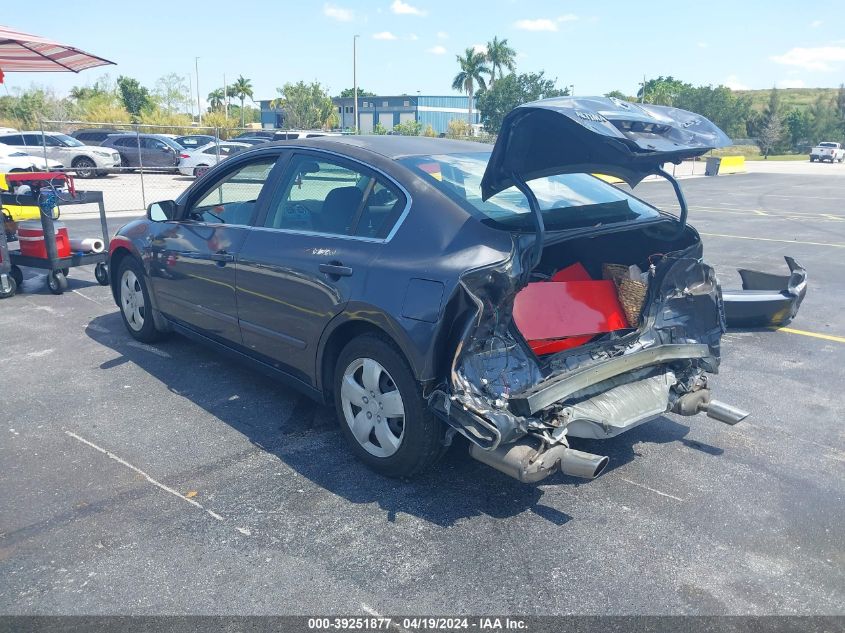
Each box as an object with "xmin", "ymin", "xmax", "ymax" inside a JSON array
[
  {"xmin": 702, "ymin": 399, "xmax": 749, "ymax": 425},
  {"xmin": 672, "ymin": 391, "xmax": 749, "ymax": 425},
  {"xmin": 469, "ymin": 441, "xmax": 608, "ymax": 483}
]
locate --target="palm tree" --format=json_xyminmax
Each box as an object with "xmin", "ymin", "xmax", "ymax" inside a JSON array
[
  {"xmin": 231, "ymin": 75, "xmax": 254, "ymax": 127},
  {"xmin": 207, "ymin": 87, "xmax": 225, "ymax": 111},
  {"xmin": 452, "ymin": 48, "xmax": 490, "ymax": 126},
  {"xmin": 486, "ymin": 36, "xmax": 516, "ymax": 85}
]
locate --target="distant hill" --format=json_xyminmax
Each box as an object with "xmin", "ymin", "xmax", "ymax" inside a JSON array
[{"xmin": 733, "ymin": 87, "xmax": 840, "ymax": 111}]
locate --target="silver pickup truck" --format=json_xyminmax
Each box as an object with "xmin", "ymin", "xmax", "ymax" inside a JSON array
[{"xmin": 810, "ymin": 141, "xmax": 845, "ymax": 162}]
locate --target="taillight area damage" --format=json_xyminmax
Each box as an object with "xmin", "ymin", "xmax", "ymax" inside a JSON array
[{"xmin": 429, "ymin": 234, "xmax": 750, "ymax": 483}]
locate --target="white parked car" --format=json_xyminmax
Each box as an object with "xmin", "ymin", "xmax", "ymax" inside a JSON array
[
  {"xmin": 0, "ymin": 144, "xmax": 65, "ymax": 172},
  {"xmin": 0, "ymin": 131, "xmax": 121, "ymax": 178},
  {"xmin": 177, "ymin": 141, "xmax": 251, "ymax": 177},
  {"xmin": 809, "ymin": 141, "xmax": 845, "ymax": 163}
]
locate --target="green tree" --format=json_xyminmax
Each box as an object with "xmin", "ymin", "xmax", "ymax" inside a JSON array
[
  {"xmin": 271, "ymin": 81, "xmax": 335, "ymax": 129},
  {"xmin": 207, "ymin": 87, "xmax": 226, "ymax": 112},
  {"xmin": 373, "ymin": 121, "xmax": 387, "ymax": 135},
  {"xmin": 452, "ymin": 48, "xmax": 490, "ymax": 125},
  {"xmin": 155, "ymin": 73, "xmax": 190, "ymax": 114},
  {"xmin": 476, "ymin": 71, "xmax": 568, "ymax": 134},
  {"xmin": 605, "ymin": 90, "xmax": 634, "ymax": 101},
  {"xmin": 784, "ymin": 108, "xmax": 812, "ymax": 151},
  {"xmin": 485, "ymin": 36, "xmax": 516, "ymax": 85},
  {"xmin": 446, "ymin": 118, "xmax": 470, "ymax": 138},
  {"xmin": 808, "ymin": 94, "xmax": 840, "ymax": 142},
  {"xmin": 637, "ymin": 76, "xmax": 690, "ymax": 106},
  {"xmin": 231, "ymin": 75, "xmax": 254, "ymax": 127},
  {"xmin": 338, "ymin": 87, "xmax": 377, "ymax": 98},
  {"xmin": 116, "ymin": 76, "xmax": 152, "ymax": 117},
  {"xmin": 757, "ymin": 86, "xmax": 784, "ymax": 156}
]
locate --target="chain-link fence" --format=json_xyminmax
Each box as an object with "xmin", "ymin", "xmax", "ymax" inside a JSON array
[{"xmin": 7, "ymin": 120, "xmax": 264, "ymax": 213}]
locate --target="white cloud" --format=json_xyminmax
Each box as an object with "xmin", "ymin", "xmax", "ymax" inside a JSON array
[
  {"xmin": 472, "ymin": 43, "xmax": 487, "ymax": 54},
  {"xmin": 777, "ymin": 78, "xmax": 806, "ymax": 88},
  {"xmin": 436, "ymin": 31, "xmax": 448, "ymax": 40},
  {"xmin": 372, "ymin": 31, "xmax": 398, "ymax": 40},
  {"xmin": 323, "ymin": 3, "xmax": 354, "ymax": 21},
  {"xmin": 723, "ymin": 75, "xmax": 749, "ymax": 90},
  {"xmin": 390, "ymin": 0, "xmax": 426, "ymax": 16},
  {"xmin": 810, "ymin": 20, "xmax": 823, "ymax": 28},
  {"xmin": 771, "ymin": 46, "xmax": 845, "ymax": 71},
  {"xmin": 514, "ymin": 18, "xmax": 558, "ymax": 31},
  {"xmin": 427, "ymin": 45, "xmax": 447, "ymax": 55}
]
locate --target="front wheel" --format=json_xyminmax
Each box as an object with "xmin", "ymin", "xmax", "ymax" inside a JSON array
[
  {"xmin": 46, "ymin": 270, "xmax": 67, "ymax": 294},
  {"xmin": 73, "ymin": 157, "xmax": 97, "ymax": 178},
  {"xmin": 0, "ymin": 274, "xmax": 16, "ymax": 298},
  {"xmin": 334, "ymin": 334, "xmax": 445, "ymax": 478},
  {"xmin": 117, "ymin": 258, "xmax": 164, "ymax": 342}
]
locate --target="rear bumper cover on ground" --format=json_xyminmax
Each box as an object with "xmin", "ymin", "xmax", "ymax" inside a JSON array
[{"xmin": 722, "ymin": 256, "xmax": 807, "ymax": 328}]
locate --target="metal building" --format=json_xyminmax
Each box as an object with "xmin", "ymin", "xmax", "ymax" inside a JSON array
[{"xmin": 259, "ymin": 95, "xmax": 479, "ymax": 135}]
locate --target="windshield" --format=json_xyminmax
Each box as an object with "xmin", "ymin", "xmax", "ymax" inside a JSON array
[
  {"xmin": 819, "ymin": 142, "xmax": 837, "ymax": 147},
  {"xmin": 52, "ymin": 133, "xmax": 85, "ymax": 147},
  {"xmin": 399, "ymin": 152, "xmax": 660, "ymax": 231}
]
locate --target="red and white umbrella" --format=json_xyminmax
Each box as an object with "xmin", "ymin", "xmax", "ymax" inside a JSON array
[{"xmin": 0, "ymin": 24, "xmax": 114, "ymax": 80}]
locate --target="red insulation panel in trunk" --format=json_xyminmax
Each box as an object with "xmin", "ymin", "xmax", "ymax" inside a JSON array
[{"xmin": 513, "ymin": 280, "xmax": 630, "ymax": 345}]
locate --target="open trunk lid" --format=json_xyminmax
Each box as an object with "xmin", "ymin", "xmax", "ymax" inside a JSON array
[{"xmin": 481, "ymin": 96, "xmax": 732, "ymax": 195}]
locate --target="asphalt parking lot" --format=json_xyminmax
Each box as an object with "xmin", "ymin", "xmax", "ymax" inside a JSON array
[{"xmin": 1, "ymin": 170, "xmax": 843, "ymax": 615}]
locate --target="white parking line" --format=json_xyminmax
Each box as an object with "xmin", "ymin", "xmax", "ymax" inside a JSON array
[
  {"xmin": 619, "ymin": 478, "xmax": 684, "ymax": 502},
  {"xmin": 65, "ymin": 430, "xmax": 225, "ymax": 522},
  {"xmin": 63, "ymin": 430, "xmax": 253, "ymax": 537}
]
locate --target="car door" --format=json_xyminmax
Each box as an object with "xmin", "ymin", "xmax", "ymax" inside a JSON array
[
  {"xmin": 112, "ymin": 137, "xmax": 139, "ymax": 167},
  {"xmin": 18, "ymin": 133, "xmax": 57, "ymax": 162},
  {"xmin": 235, "ymin": 151, "xmax": 408, "ymax": 382},
  {"xmin": 149, "ymin": 154, "xmax": 283, "ymax": 346}
]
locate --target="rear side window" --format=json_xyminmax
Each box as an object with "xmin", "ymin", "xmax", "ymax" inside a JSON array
[
  {"xmin": 263, "ymin": 155, "xmax": 405, "ymax": 238},
  {"xmin": 0, "ymin": 135, "xmax": 23, "ymax": 145}
]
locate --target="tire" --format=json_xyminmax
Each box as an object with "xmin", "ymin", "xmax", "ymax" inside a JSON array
[
  {"xmin": 72, "ymin": 157, "xmax": 97, "ymax": 178},
  {"xmin": 0, "ymin": 274, "xmax": 16, "ymax": 299},
  {"xmin": 116, "ymin": 257, "xmax": 164, "ymax": 343},
  {"xmin": 94, "ymin": 262, "xmax": 110, "ymax": 286},
  {"xmin": 193, "ymin": 165, "xmax": 209, "ymax": 178},
  {"xmin": 46, "ymin": 270, "xmax": 67, "ymax": 294},
  {"xmin": 810, "ymin": 157, "xmax": 815, "ymax": 162},
  {"xmin": 10, "ymin": 265, "xmax": 23, "ymax": 287},
  {"xmin": 334, "ymin": 334, "xmax": 445, "ymax": 478},
  {"xmin": 61, "ymin": 267, "xmax": 70, "ymax": 277}
]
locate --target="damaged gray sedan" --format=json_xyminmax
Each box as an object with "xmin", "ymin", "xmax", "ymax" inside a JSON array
[{"xmin": 109, "ymin": 96, "xmax": 807, "ymax": 483}]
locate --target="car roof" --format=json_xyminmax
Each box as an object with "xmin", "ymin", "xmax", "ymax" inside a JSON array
[{"xmin": 261, "ymin": 135, "xmax": 490, "ymax": 159}]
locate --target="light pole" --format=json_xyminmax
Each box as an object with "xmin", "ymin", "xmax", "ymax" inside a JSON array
[
  {"xmin": 195, "ymin": 57, "xmax": 202, "ymax": 125},
  {"xmin": 569, "ymin": 84, "xmax": 575, "ymax": 96},
  {"xmin": 353, "ymin": 35, "xmax": 359, "ymax": 134}
]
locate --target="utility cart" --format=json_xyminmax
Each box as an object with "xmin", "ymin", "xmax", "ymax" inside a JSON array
[{"xmin": 0, "ymin": 175, "xmax": 110, "ymax": 298}]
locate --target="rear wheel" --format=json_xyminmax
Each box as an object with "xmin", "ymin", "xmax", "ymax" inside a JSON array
[
  {"xmin": 0, "ymin": 274, "xmax": 16, "ymax": 298},
  {"xmin": 72, "ymin": 157, "xmax": 97, "ymax": 178},
  {"xmin": 117, "ymin": 258, "xmax": 164, "ymax": 342},
  {"xmin": 10, "ymin": 265, "xmax": 23, "ymax": 287},
  {"xmin": 334, "ymin": 334, "xmax": 445, "ymax": 478},
  {"xmin": 193, "ymin": 165, "xmax": 209, "ymax": 178}
]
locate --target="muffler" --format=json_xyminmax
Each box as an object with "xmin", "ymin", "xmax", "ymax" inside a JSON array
[{"xmin": 469, "ymin": 441, "xmax": 608, "ymax": 483}]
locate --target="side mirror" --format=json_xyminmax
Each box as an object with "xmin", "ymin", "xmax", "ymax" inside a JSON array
[{"xmin": 147, "ymin": 200, "xmax": 177, "ymax": 222}]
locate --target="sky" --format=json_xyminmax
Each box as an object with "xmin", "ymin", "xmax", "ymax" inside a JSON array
[{"xmin": 4, "ymin": 0, "xmax": 845, "ymax": 105}]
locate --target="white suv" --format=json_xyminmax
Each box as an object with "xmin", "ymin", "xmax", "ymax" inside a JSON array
[{"xmin": 0, "ymin": 131, "xmax": 121, "ymax": 178}]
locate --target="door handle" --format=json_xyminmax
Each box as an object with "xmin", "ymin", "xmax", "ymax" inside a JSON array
[
  {"xmin": 319, "ymin": 262, "xmax": 353, "ymax": 277},
  {"xmin": 210, "ymin": 250, "xmax": 235, "ymax": 262}
]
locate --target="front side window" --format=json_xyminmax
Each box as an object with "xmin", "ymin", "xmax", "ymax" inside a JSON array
[
  {"xmin": 190, "ymin": 157, "xmax": 277, "ymax": 226},
  {"xmin": 399, "ymin": 152, "xmax": 660, "ymax": 232},
  {"xmin": 263, "ymin": 155, "xmax": 405, "ymax": 238}
]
